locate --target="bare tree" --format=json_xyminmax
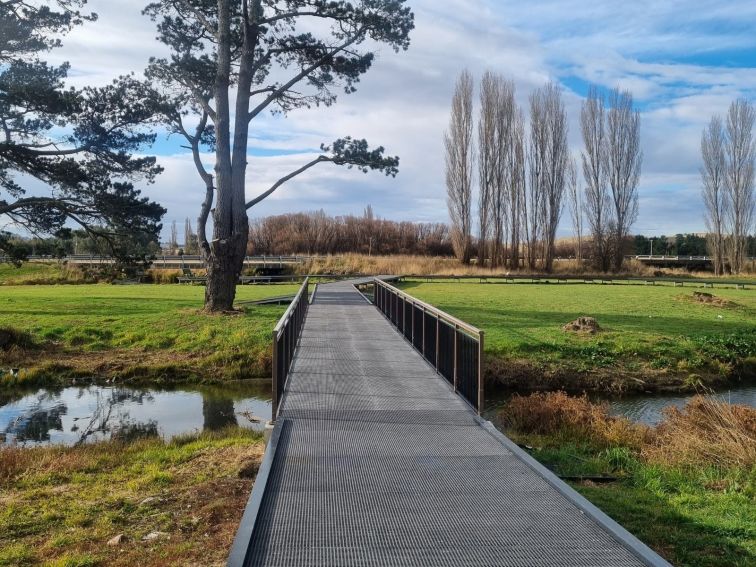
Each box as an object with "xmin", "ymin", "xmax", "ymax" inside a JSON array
[
  {"xmin": 581, "ymin": 87, "xmax": 611, "ymax": 271},
  {"xmin": 169, "ymin": 220, "xmax": 178, "ymax": 252},
  {"xmin": 508, "ymin": 109, "xmax": 526, "ymax": 269},
  {"xmin": 492, "ymin": 77, "xmax": 517, "ymax": 269},
  {"xmin": 724, "ymin": 98, "xmax": 756, "ymax": 274},
  {"xmin": 445, "ymin": 70, "xmax": 475, "ymax": 264},
  {"xmin": 567, "ymin": 157, "xmax": 584, "ymax": 262},
  {"xmin": 525, "ymin": 89, "xmax": 547, "ymax": 269},
  {"xmin": 701, "ymin": 116, "xmax": 727, "ymax": 275},
  {"xmin": 477, "ymin": 71, "xmax": 497, "ymax": 266},
  {"xmin": 540, "ymin": 82, "xmax": 568, "ymax": 272},
  {"xmin": 606, "ymin": 88, "xmax": 642, "ymax": 270}
]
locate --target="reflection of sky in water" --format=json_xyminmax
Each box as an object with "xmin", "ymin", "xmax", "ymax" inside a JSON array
[
  {"xmin": 607, "ymin": 385, "xmax": 756, "ymax": 426},
  {"xmin": 1, "ymin": 384, "xmax": 272, "ymax": 446}
]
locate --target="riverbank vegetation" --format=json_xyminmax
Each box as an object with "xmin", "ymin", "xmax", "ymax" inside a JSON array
[
  {"xmin": 499, "ymin": 392, "xmax": 756, "ymax": 567},
  {"xmin": 0, "ymin": 285, "xmax": 297, "ymax": 386},
  {"xmin": 401, "ymin": 280, "xmax": 756, "ymax": 393},
  {"xmin": 0, "ymin": 427, "xmax": 262, "ymax": 566}
]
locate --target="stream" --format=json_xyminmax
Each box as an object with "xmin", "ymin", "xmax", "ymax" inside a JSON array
[{"xmin": 0, "ymin": 381, "xmax": 272, "ymax": 446}]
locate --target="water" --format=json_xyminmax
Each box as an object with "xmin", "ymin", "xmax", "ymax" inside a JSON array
[
  {"xmin": 606, "ymin": 385, "xmax": 756, "ymax": 426},
  {"xmin": 0, "ymin": 382, "xmax": 272, "ymax": 446},
  {"xmin": 484, "ymin": 384, "xmax": 756, "ymax": 426}
]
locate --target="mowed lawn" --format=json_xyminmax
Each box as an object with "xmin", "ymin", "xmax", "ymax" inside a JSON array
[
  {"xmin": 0, "ymin": 284, "xmax": 299, "ymax": 383},
  {"xmin": 400, "ymin": 280, "xmax": 756, "ymax": 387}
]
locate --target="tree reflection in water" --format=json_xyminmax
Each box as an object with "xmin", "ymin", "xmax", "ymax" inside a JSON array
[
  {"xmin": 202, "ymin": 394, "xmax": 239, "ymax": 430},
  {"xmin": 74, "ymin": 388, "xmax": 154, "ymax": 445},
  {"xmin": 2, "ymin": 382, "xmax": 271, "ymax": 446}
]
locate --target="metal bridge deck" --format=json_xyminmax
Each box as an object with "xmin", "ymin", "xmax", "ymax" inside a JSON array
[{"xmin": 231, "ymin": 282, "xmax": 668, "ymax": 566}]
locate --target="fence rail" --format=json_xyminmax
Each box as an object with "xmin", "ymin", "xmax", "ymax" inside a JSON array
[
  {"xmin": 371, "ymin": 278, "xmax": 485, "ymax": 413},
  {"xmin": 271, "ymin": 277, "xmax": 310, "ymax": 418}
]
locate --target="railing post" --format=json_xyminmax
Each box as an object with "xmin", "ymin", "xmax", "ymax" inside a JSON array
[
  {"xmin": 271, "ymin": 331, "xmax": 279, "ymax": 419},
  {"xmin": 435, "ymin": 314, "xmax": 440, "ymax": 370},
  {"xmin": 421, "ymin": 306, "xmax": 426, "ymax": 357},
  {"xmin": 477, "ymin": 331, "xmax": 485, "ymax": 415},
  {"xmin": 411, "ymin": 299, "xmax": 415, "ymax": 344},
  {"xmin": 453, "ymin": 323, "xmax": 459, "ymax": 392}
]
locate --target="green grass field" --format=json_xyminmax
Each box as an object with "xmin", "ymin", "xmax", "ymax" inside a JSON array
[
  {"xmin": 0, "ymin": 284, "xmax": 299, "ymax": 384},
  {"xmin": 400, "ymin": 280, "xmax": 756, "ymax": 391}
]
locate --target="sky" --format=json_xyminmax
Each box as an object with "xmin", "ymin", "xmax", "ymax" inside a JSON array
[{"xmin": 39, "ymin": 0, "xmax": 756, "ymax": 239}]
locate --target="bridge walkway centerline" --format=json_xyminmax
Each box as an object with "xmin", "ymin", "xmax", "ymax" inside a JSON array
[{"xmin": 229, "ymin": 280, "xmax": 670, "ymax": 567}]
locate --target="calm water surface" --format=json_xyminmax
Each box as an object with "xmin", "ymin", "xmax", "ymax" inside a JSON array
[
  {"xmin": 0, "ymin": 381, "xmax": 272, "ymax": 446},
  {"xmin": 485, "ymin": 384, "xmax": 756, "ymax": 426}
]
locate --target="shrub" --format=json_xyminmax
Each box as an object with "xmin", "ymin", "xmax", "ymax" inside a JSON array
[{"xmin": 499, "ymin": 391, "xmax": 649, "ymax": 449}]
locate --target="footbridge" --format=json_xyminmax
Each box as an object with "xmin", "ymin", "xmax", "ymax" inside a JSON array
[{"xmin": 228, "ymin": 277, "xmax": 670, "ymax": 566}]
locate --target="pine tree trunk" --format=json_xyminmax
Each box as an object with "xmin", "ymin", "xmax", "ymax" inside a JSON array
[{"xmin": 204, "ymin": 237, "xmax": 245, "ymax": 311}]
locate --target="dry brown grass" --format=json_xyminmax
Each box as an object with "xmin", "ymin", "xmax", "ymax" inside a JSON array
[
  {"xmin": 501, "ymin": 391, "xmax": 756, "ymax": 468},
  {"xmin": 300, "ymin": 253, "xmax": 756, "ymax": 279},
  {"xmin": 643, "ymin": 395, "xmax": 756, "ymax": 468},
  {"xmin": 500, "ymin": 391, "xmax": 650, "ymax": 449}
]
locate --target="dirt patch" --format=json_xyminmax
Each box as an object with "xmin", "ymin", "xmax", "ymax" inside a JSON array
[
  {"xmin": 562, "ymin": 316, "xmax": 602, "ymax": 334},
  {"xmin": 691, "ymin": 291, "xmax": 735, "ymax": 307}
]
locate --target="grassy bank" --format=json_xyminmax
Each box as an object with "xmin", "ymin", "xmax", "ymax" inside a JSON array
[
  {"xmin": 0, "ymin": 284, "xmax": 298, "ymax": 386},
  {"xmin": 400, "ymin": 280, "xmax": 756, "ymax": 393},
  {"xmin": 498, "ymin": 392, "xmax": 756, "ymax": 566},
  {"xmin": 0, "ymin": 427, "xmax": 262, "ymax": 566}
]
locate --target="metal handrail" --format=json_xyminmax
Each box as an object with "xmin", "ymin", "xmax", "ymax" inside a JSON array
[
  {"xmin": 372, "ymin": 278, "xmax": 485, "ymax": 413},
  {"xmin": 271, "ymin": 277, "xmax": 309, "ymax": 418},
  {"xmin": 373, "ymin": 278, "xmax": 482, "ymax": 336},
  {"xmin": 274, "ymin": 277, "xmax": 309, "ymax": 335}
]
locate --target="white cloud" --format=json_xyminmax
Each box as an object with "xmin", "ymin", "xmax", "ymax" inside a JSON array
[{"xmin": 20, "ymin": 0, "xmax": 756, "ymax": 239}]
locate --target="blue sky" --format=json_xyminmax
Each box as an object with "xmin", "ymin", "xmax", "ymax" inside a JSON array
[{"xmin": 30, "ymin": 0, "xmax": 756, "ymax": 239}]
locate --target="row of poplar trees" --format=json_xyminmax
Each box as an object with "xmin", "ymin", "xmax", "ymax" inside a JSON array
[
  {"xmin": 444, "ymin": 70, "xmax": 642, "ymax": 272},
  {"xmin": 700, "ymin": 99, "xmax": 756, "ymax": 275}
]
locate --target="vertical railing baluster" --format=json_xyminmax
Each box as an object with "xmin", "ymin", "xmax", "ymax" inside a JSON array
[
  {"xmin": 453, "ymin": 324, "xmax": 459, "ymax": 392},
  {"xmin": 435, "ymin": 314, "xmax": 440, "ymax": 370},
  {"xmin": 477, "ymin": 330, "xmax": 484, "ymax": 414}
]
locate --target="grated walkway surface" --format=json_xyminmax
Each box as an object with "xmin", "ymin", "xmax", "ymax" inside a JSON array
[{"xmin": 242, "ymin": 282, "xmax": 657, "ymax": 566}]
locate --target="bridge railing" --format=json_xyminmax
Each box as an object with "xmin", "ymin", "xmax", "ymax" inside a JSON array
[
  {"xmin": 372, "ymin": 278, "xmax": 485, "ymax": 413},
  {"xmin": 271, "ymin": 277, "xmax": 309, "ymax": 418}
]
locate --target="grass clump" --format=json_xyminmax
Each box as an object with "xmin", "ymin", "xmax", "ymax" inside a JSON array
[
  {"xmin": 0, "ymin": 427, "xmax": 264, "ymax": 566},
  {"xmin": 502, "ymin": 391, "xmax": 649, "ymax": 449},
  {"xmin": 644, "ymin": 396, "xmax": 756, "ymax": 468},
  {"xmin": 499, "ymin": 392, "xmax": 756, "ymax": 566}
]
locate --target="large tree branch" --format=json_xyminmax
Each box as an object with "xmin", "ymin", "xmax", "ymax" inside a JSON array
[
  {"xmin": 245, "ymin": 155, "xmax": 330, "ymax": 209},
  {"xmin": 247, "ymin": 31, "xmax": 365, "ymax": 121},
  {"xmin": 0, "ymin": 195, "xmax": 81, "ymax": 215}
]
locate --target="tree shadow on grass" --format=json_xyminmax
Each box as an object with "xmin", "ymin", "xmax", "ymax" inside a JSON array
[{"xmin": 576, "ymin": 482, "xmax": 755, "ymax": 567}]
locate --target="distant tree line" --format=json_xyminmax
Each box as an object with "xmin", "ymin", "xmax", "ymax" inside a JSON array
[
  {"xmin": 444, "ymin": 71, "xmax": 642, "ymax": 272},
  {"xmin": 247, "ymin": 207, "xmax": 452, "ymax": 256},
  {"xmin": 700, "ymin": 99, "xmax": 756, "ymax": 275}
]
